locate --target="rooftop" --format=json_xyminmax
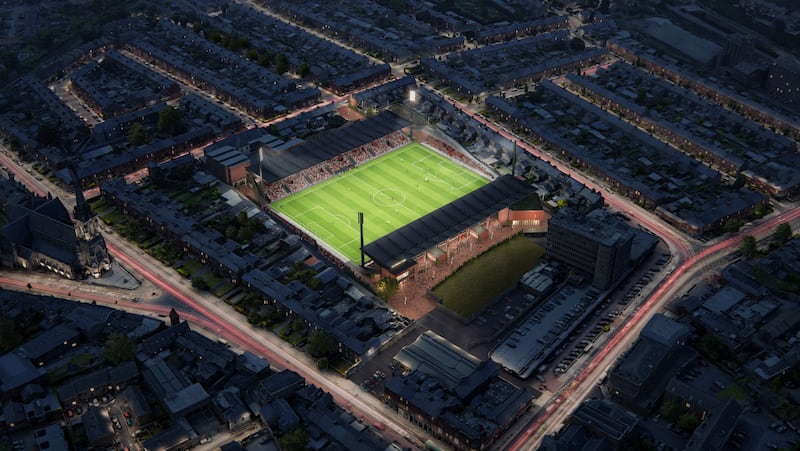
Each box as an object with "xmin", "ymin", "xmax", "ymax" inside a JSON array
[{"xmin": 364, "ymin": 175, "xmax": 535, "ymax": 274}]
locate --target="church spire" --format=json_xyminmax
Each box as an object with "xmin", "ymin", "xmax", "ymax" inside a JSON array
[{"xmin": 70, "ymin": 167, "xmax": 92, "ymax": 222}]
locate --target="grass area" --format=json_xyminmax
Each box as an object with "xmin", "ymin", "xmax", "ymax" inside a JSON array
[
  {"xmin": 140, "ymin": 236, "xmax": 163, "ymax": 250},
  {"xmin": 146, "ymin": 241, "xmax": 183, "ymax": 266},
  {"xmin": 89, "ymin": 198, "xmax": 107, "ymax": 212},
  {"xmin": 101, "ymin": 210, "xmax": 125, "ymax": 225},
  {"xmin": 272, "ymin": 143, "xmax": 488, "ymax": 262},
  {"xmin": 213, "ymin": 281, "xmax": 236, "ymax": 297},
  {"xmin": 179, "ymin": 259, "xmax": 204, "ymax": 276},
  {"xmin": 434, "ymin": 236, "xmax": 544, "ymax": 318},
  {"xmin": 201, "ymin": 272, "xmax": 223, "ymax": 288},
  {"xmin": 331, "ymin": 356, "xmax": 356, "ymax": 376},
  {"xmin": 70, "ymin": 354, "xmax": 93, "ymax": 365}
]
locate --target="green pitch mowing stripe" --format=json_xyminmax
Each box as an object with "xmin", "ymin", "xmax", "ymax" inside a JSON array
[{"xmin": 272, "ymin": 143, "xmax": 489, "ymax": 263}]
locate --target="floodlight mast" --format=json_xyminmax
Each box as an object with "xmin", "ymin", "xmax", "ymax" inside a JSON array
[
  {"xmin": 259, "ymin": 147, "xmax": 263, "ymax": 181},
  {"xmin": 359, "ymin": 212, "xmax": 365, "ymax": 268}
]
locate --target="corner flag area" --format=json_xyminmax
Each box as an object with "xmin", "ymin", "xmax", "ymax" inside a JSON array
[{"xmin": 271, "ymin": 143, "xmax": 489, "ymax": 263}]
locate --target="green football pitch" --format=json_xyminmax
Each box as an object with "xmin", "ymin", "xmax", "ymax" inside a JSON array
[{"xmin": 271, "ymin": 143, "xmax": 489, "ymax": 263}]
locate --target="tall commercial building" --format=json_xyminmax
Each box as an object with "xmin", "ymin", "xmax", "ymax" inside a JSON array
[{"xmin": 545, "ymin": 208, "xmax": 633, "ymax": 289}]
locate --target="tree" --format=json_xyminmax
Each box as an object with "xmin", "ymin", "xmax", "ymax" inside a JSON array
[
  {"xmin": 739, "ymin": 235, "xmax": 757, "ymax": 258},
  {"xmin": 275, "ymin": 54, "xmax": 289, "ymax": 75},
  {"xmin": 774, "ymin": 223, "xmax": 792, "ymax": 244},
  {"xmin": 316, "ymin": 357, "xmax": 329, "ymax": 370},
  {"xmin": 677, "ymin": 412, "xmax": 701, "ymax": 432},
  {"xmin": 659, "ymin": 398, "xmax": 679, "ymax": 421},
  {"xmin": 103, "ymin": 333, "xmax": 135, "ymax": 364},
  {"xmin": 158, "ymin": 106, "xmax": 182, "ymax": 135},
  {"xmin": 297, "ymin": 63, "xmax": 310, "ymax": 78},
  {"xmin": 569, "ymin": 37, "xmax": 585, "ymax": 52},
  {"xmin": 723, "ymin": 218, "xmax": 743, "ymax": 234},
  {"xmin": 127, "ymin": 122, "xmax": 148, "ymax": 146},
  {"xmin": 278, "ymin": 429, "xmax": 308, "ymax": 451},
  {"xmin": 307, "ymin": 330, "xmax": 335, "ymax": 357},
  {"xmin": 375, "ymin": 277, "xmax": 399, "ymax": 301},
  {"xmin": 225, "ymin": 225, "xmax": 238, "ymax": 240},
  {"xmin": 192, "ymin": 278, "xmax": 209, "ymax": 290}
]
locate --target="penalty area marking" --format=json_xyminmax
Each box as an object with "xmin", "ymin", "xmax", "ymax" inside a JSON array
[
  {"xmin": 305, "ymin": 221, "xmax": 335, "ymax": 241},
  {"xmin": 373, "ymin": 188, "xmax": 406, "ymax": 207}
]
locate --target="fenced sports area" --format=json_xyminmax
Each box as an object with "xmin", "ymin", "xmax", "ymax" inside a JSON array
[{"xmin": 272, "ymin": 143, "xmax": 488, "ymax": 263}]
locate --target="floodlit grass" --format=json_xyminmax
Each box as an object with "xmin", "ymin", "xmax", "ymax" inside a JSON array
[
  {"xmin": 434, "ymin": 236, "xmax": 544, "ymax": 318},
  {"xmin": 272, "ymin": 143, "xmax": 488, "ymax": 262}
]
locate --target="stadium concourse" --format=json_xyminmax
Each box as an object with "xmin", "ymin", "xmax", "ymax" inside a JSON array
[{"xmin": 389, "ymin": 216, "xmax": 524, "ymax": 319}]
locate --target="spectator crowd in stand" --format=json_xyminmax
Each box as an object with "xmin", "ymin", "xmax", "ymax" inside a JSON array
[
  {"xmin": 263, "ymin": 130, "xmax": 411, "ymax": 202},
  {"xmin": 415, "ymin": 130, "xmax": 492, "ymax": 178}
]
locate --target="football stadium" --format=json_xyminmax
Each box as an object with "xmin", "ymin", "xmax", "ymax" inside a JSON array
[
  {"xmin": 258, "ymin": 111, "xmax": 541, "ymax": 282},
  {"xmin": 272, "ymin": 142, "xmax": 489, "ymax": 262}
]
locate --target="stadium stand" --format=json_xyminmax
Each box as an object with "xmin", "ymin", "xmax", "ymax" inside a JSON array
[
  {"xmin": 259, "ymin": 111, "xmax": 412, "ymax": 201},
  {"xmin": 363, "ymin": 175, "xmax": 535, "ymax": 278}
]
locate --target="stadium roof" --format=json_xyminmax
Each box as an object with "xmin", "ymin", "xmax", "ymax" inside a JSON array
[
  {"xmin": 364, "ymin": 175, "xmax": 536, "ymax": 275},
  {"xmin": 256, "ymin": 110, "xmax": 410, "ymax": 182}
]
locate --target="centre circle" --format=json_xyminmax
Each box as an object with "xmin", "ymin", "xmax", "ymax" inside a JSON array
[{"xmin": 373, "ymin": 188, "xmax": 406, "ymax": 207}]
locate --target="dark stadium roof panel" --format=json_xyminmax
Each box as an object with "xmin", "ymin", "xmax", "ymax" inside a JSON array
[
  {"xmin": 364, "ymin": 175, "xmax": 536, "ymax": 275},
  {"xmin": 256, "ymin": 110, "xmax": 411, "ymax": 182}
]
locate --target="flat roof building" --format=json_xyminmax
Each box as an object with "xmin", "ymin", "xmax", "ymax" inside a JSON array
[{"xmin": 546, "ymin": 209, "xmax": 633, "ymax": 290}]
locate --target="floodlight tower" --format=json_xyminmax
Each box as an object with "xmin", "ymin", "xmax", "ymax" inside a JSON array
[
  {"xmin": 258, "ymin": 146, "xmax": 264, "ymax": 181},
  {"xmin": 359, "ymin": 212, "xmax": 365, "ymax": 268}
]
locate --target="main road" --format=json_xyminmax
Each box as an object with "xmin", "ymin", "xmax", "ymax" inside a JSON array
[
  {"xmin": 0, "ymin": 147, "xmax": 429, "ymax": 450},
  {"xmin": 418, "ymin": 79, "xmax": 800, "ymax": 449}
]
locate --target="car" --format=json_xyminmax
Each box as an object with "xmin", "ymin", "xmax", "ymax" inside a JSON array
[
  {"xmin": 92, "ymin": 398, "xmax": 100, "ymax": 407},
  {"xmin": 123, "ymin": 411, "xmax": 130, "ymax": 418},
  {"xmin": 126, "ymin": 418, "xmax": 133, "ymax": 426},
  {"xmin": 66, "ymin": 409, "xmax": 74, "ymax": 417}
]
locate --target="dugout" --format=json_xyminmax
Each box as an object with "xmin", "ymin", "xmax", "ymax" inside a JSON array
[{"xmin": 363, "ymin": 175, "xmax": 539, "ymax": 281}]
